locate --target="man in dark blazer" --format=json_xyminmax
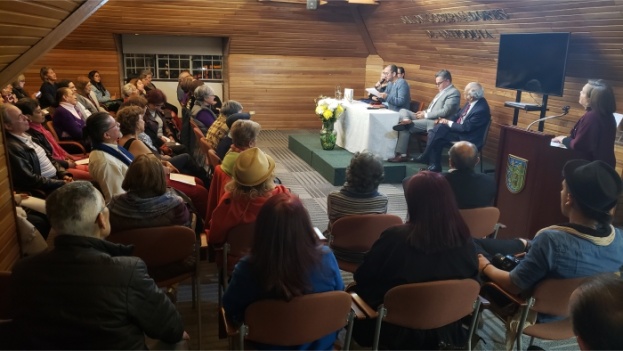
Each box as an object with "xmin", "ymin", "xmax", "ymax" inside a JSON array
[
  {"xmin": 414, "ymin": 82, "xmax": 491, "ymax": 172},
  {"xmin": 444, "ymin": 141, "xmax": 496, "ymax": 208}
]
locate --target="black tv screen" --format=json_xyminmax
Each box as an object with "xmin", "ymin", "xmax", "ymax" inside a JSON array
[{"xmin": 495, "ymin": 32, "xmax": 571, "ymax": 97}]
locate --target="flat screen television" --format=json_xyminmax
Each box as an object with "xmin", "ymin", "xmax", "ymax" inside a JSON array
[{"xmin": 495, "ymin": 32, "xmax": 571, "ymax": 97}]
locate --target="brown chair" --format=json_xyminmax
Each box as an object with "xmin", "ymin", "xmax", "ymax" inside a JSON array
[
  {"xmin": 351, "ymin": 279, "xmax": 482, "ymax": 351},
  {"xmin": 106, "ymin": 225, "xmax": 202, "ymax": 349},
  {"xmin": 208, "ymin": 149, "xmax": 222, "ymax": 169},
  {"xmin": 45, "ymin": 120, "xmax": 87, "ymax": 156},
  {"xmin": 409, "ymin": 100, "xmax": 424, "ymax": 113},
  {"xmin": 221, "ymin": 291, "xmax": 355, "ymax": 350},
  {"xmin": 329, "ymin": 214, "xmax": 403, "ymax": 273},
  {"xmin": 459, "ymin": 207, "xmax": 504, "ymax": 239},
  {"xmin": 193, "ymin": 127, "xmax": 210, "ymax": 157},
  {"xmin": 217, "ymin": 223, "xmax": 256, "ymax": 308}
]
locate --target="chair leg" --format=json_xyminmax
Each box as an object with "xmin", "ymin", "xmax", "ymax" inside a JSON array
[
  {"xmin": 372, "ymin": 306, "xmax": 387, "ymax": 351},
  {"xmin": 466, "ymin": 299, "xmax": 482, "ymax": 351},
  {"xmin": 344, "ymin": 310, "xmax": 355, "ymax": 351}
]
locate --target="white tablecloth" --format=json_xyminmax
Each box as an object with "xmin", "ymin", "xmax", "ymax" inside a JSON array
[{"xmin": 334, "ymin": 101, "xmax": 400, "ymax": 159}]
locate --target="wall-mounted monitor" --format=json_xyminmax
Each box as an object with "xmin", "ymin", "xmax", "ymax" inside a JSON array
[{"xmin": 495, "ymin": 32, "xmax": 571, "ymax": 97}]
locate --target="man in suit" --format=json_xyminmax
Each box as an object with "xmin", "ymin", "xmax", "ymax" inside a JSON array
[
  {"xmin": 444, "ymin": 141, "xmax": 496, "ymax": 208},
  {"xmin": 378, "ymin": 64, "xmax": 410, "ymax": 112},
  {"xmin": 389, "ymin": 69, "xmax": 460, "ymax": 162},
  {"xmin": 414, "ymin": 82, "xmax": 491, "ymax": 172}
]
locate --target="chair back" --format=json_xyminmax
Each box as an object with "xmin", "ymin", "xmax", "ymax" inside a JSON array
[
  {"xmin": 330, "ymin": 214, "xmax": 402, "ymax": 252},
  {"xmin": 223, "ymin": 222, "xmax": 255, "ymax": 275},
  {"xmin": 409, "ymin": 100, "xmax": 423, "ymax": 113},
  {"xmin": 459, "ymin": 207, "xmax": 500, "ymax": 239},
  {"xmin": 45, "ymin": 120, "xmax": 61, "ymax": 142},
  {"xmin": 479, "ymin": 118, "xmax": 492, "ymax": 151},
  {"xmin": 383, "ymin": 279, "xmax": 480, "ymax": 329},
  {"xmin": 107, "ymin": 226, "xmax": 196, "ymax": 269},
  {"xmin": 206, "ymin": 165, "xmax": 232, "ymax": 224},
  {"xmin": 208, "ymin": 148, "xmax": 222, "ymax": 167},
  {"xmin": 244, "ymin": 291, "xmax": 352, "ymax": 346},
  {"xmin": 529, "ymin": 277, "xmax": 587, "ymax": 316},
  {"xmin": 193, "ymin": 127, "xmax": 211, "ymax": 156}
]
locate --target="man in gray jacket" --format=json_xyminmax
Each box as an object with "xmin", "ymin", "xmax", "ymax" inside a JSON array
[
  {"xmin": 11, "ymin": 182, "xmax": 188, "ymax": 349},
  {"xmin": 389, "ymin": 69, "xmax": 460, "ymax": 162}
]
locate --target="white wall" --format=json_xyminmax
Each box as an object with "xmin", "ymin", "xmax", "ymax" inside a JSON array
[{"xmin": 121, "ymin": 35, "xmax": 223, "ymax": 55}]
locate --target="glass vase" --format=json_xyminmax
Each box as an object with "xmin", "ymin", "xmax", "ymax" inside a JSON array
[{"xmin": 320, "ymin": 120, "xmax": 337, "ymax": 150}]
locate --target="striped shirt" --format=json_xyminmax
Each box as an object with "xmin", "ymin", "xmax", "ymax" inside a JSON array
[{"xmin": 326, "ymin": 188, "xmax": 388, "ymax": 233}]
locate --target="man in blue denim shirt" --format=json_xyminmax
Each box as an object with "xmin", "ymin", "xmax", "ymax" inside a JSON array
[{"xmin": 478, "ymin": 159, "xmax": 623, "ymax": 295}]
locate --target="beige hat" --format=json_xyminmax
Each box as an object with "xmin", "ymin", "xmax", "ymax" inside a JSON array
[{"xmin": 233, "ymin": 147, "xmax": 275, "ymax": 187}]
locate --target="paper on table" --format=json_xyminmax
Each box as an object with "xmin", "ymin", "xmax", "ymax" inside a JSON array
[
  {"xmin": 169, "ymin": 173, "xmax": 196, "ymax": 186},
  {"xmin": 313, "ymin": 227, "xmax": 327, "ymax": 241},
  {"xmin": 550, "ymin": 139, "xmax": 567, "ymax": 149},
  {"xmin": 365, "ymin": 87, "xmax": 382, "ymax": 97},
  {"xmin": 75, "ymin": 158, "xmax": 89, "ymax": 165}
]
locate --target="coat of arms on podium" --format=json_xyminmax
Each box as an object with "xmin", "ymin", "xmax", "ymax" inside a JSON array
[{"xmin": 506, "ymin": 154, "xmax": 528, "ymax": 194}]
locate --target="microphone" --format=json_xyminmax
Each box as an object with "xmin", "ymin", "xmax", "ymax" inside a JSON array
[{"xmin": 526, "ymin": 106, "xmax": 570, "ymax": 131}]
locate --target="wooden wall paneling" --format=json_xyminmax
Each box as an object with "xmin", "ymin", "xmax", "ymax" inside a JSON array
[
  {"xmin": 364, "ymin": 55, "xmax": 384, "ymax": 97},
  {"xmin": 228, "ymin": 54, "xmax": 366, "ymax": 130},
  {"xmin": 0, "ymin": 127, "xmax": 20, "ymax": 271}
]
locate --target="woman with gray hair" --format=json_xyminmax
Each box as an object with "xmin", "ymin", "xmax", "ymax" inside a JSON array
[
  {"xmin": 191, "ymin": 84, "xmax": 217, "ymax": 133},
  {"xmin": 326, "ymin": 151, "xmax": 388, "ymax": 234}
]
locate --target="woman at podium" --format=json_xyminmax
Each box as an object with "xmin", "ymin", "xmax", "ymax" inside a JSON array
[{"xmin": 553, "ymin": 79, "xmax": 617, "ymax": 167}]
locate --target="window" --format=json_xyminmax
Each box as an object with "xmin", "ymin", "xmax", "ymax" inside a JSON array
[{"xmin": 123, "ymin": 54, "xmax": 223, "ymax": 81}]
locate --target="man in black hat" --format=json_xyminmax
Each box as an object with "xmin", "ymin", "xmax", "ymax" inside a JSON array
[{"xmin": 477, "ymin": 159, "xmax": 623, "ymax": 295}]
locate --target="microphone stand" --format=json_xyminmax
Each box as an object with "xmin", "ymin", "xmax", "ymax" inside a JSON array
[{"xmin": 526, "ymin": 106, "xmax": 570, "ymax": 131}]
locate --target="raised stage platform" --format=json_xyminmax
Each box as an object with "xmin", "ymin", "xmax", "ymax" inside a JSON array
[{"xmin": 288, "ymin": 131, "xmax": 495, "ymax": 186}]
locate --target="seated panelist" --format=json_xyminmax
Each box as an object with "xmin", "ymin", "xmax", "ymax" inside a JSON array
[
  {"xmin": 411, "ymin": 82, "xmax": 490, "ymax": 172},
  {"xmin": 389, "ymin": 69, "xmax": 460, "ymax": 163}
]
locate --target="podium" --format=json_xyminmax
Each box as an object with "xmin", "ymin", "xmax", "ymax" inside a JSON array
[{"xmin": 494, "ymin": 125, "xmax": 584, "ymax": 239}]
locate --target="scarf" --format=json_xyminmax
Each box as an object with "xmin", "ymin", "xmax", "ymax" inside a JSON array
[
  {"xmin": 534, "ymin": 224, "xmax": 616, "ymax": 246},
  {"xmin": 92, "ymin": 143, "xmax": 134, "ymax": 166},
  {"xmin": 29, "ymin": 122, "xmax": 67, "ymax": 160},
  {"xmin": 108, "ymin": 189, "xmax": 184, "ymax": 219}
]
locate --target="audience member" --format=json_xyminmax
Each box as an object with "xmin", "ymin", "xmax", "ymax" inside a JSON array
[
  {"xmin": 1, "ymin": 83, "xmax": 17, "ymax": 104},
  {"xmin": 11, "ymin": 74, "xmax": 30, "ymax": 100},
  {"xmin": 326, "ymin": 152, "xmax": 388, "ymax": 235},
  {"xmin": 478, "ymin": 160, "xmax": 623, "ymax": 303},
  {"xmin": 205, "ymin": 100, "xmax": 243, "ymax": 149},
  {"xmin": 129, "ymin": 78, "xmax": 147, "ymax": 97},
  {"xmin": 221, "ymin": 120, "xmax": 261, "ymax": 176},
  {"xmin": 88, "ymin": 70, "xmax": 115, "ymax": 103},
  {"xmin": 390, "ymin": 69, "xmax": 460, "ymax": 163},
  {"xmin": 2, "ymin": 103, "xmax": 72, "ymax": 194},
  {"xmin": 413, "ymin": 82, "xmax": 490, "ymax": 172},
  {"xmin": 108, "ymin": 154, "xmax": 193, "ymax": 233},
  {"xmin": 191, "ymin": 84, "xmax": 218, "ymax": 133},
  {"xmin": 177, "ymin": 70, "xmax": 192, "ymax": 104},
  {"xmin": 11, "ymin": 181, "xmax": 187, "ymax": 349},
  {"xmin": 85, "ymin": 112, "xmax": 132, "ymax": 201},
  {"xmin": 209, "ymin": 147, "xmax": 290, "ymax": 270},
  {"xmin": 570, "ymin": 274, "xmax": 623, "ymax": 351},
  {"xmin": 378, "ymin": 64, "xmax": 410, "ymax": 112},
  {"xmin": 211, "ymin": 95, "xmax": 223, "ymax": 116},
  {"xmin": 17, "ymin": 98, "xmax": 91, "ymax": 180},
  {"xmin": 56, "ymin": 79, "xmax": 91, "ymax": 119},
  {"xmin": 14, "ymin": 192, "xmax": 50, "ymax": 241},
  {"xmin": 179, "ymin": 75, "xmax": 196, "ymax": 108},
  {"xmin": 397, "ymin": 66, "xmax": 406, "ymax": 79},
  {"xmin": 52, "ymin": 87, "xmax": 87, "ymax": 143},
  {"xmin": 553, "ymin": 79, "xmax": 617, "ymax": 167},
  {"xmin": 38, "ymin": 66, "xmax": 57, "ymax": 109},
  {"xmin": 215, "ymin": 112, "xmax": 252, "ymax": 160},
  {"xmin": 118, "ymin": 95, "xmax": 158, "ymax": 153},
  {"xmin": 351, "ymin": 171, "xmax": 478, "ymax": 349},
  {"xmin": 443, "ymin": 141, "xmax": 495, "ymax": 208},
  {"xmin": 145, "ymin": 89, "xmax": 182, "ymax": 152},
  {"xmin": 223, "ymin": 193, "xmax": 344, "ymax": 350},
  {"xmin": 139, "ymin": 69, "xmax": 156, "ymax": 92},
  {"xmin": 75, "ymin": 76, "xmax": 104, "ymax": 113},
  {"xmin": 121, "ymin": 83, "xmax": 138, "ymax": 100}
]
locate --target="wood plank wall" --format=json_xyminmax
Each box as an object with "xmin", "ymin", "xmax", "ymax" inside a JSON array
[{"xmin": 0, "ymin": 130, "xmax": 20, "ymax": 271}]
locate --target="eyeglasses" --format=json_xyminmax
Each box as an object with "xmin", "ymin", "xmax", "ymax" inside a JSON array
[
  {"xmin": 435, "ymin": 80, "xmax": 447, "ymax": 86},
  {"xmin": 106, "ymin": 122, "xmax": 120, "ymax": 131}
]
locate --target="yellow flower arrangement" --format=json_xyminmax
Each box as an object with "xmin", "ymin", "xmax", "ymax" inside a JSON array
[{"xmin": 315, "ymin": 96, "xmax": 344, "ymax": 124}]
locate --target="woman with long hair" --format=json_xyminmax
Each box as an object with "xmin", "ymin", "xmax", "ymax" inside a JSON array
[
  {"xmin": 88, "ymin": 70, "xmax": 114, "ymax": 103},
  {"xmin": 552, "ymin": 79, "xmax": 617, "ymax": 167},
  {"xmin": 75, "ymin": 76, "xmax": 104, "ymax": 114},
  {"xmin": 223, "ymin": 193, "xmax": 344, "ymax": 349},
  {"xmin": 38, "ymin": 66, "xmax": 57, "ymax": 109},
  {"xmin": 352, "ymin": 171, "xmax": 478, "ymax": 349}
]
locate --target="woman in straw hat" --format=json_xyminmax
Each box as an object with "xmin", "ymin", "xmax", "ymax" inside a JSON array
[{"xmin": 209, "ymin": 147, "xmax": 289, "ymax": 270}]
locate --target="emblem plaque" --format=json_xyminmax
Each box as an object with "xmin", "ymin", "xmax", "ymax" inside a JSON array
[{"xmin": 506, "ymin": 154, "xmax": 528, "ymax": 194}]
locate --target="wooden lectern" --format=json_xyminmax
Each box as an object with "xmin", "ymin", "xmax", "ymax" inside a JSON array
[{"xmin": 494, "ymin": 125, "xmax": 583, "ymax": 239}]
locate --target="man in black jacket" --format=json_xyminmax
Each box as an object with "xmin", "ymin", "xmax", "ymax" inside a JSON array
[
  {"xmin": 1, "ymin": 103, "xmax": 71, "ymax": 194},
  {"xmin": 10, "ymin": 182, "xmax": 187, "ymax": 349},
  {"xmin": 444, "ymin": 141, "xmax": 496, "ymax": 209}
]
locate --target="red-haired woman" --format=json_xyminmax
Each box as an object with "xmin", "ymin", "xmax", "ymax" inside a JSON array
[
  {"xmin": 223, "ymin": 193, "xmax": 344, "ymax": 349},
  {"xmin": 351, "ymin": 171, "xmax": 478, "ymax": 349}
]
